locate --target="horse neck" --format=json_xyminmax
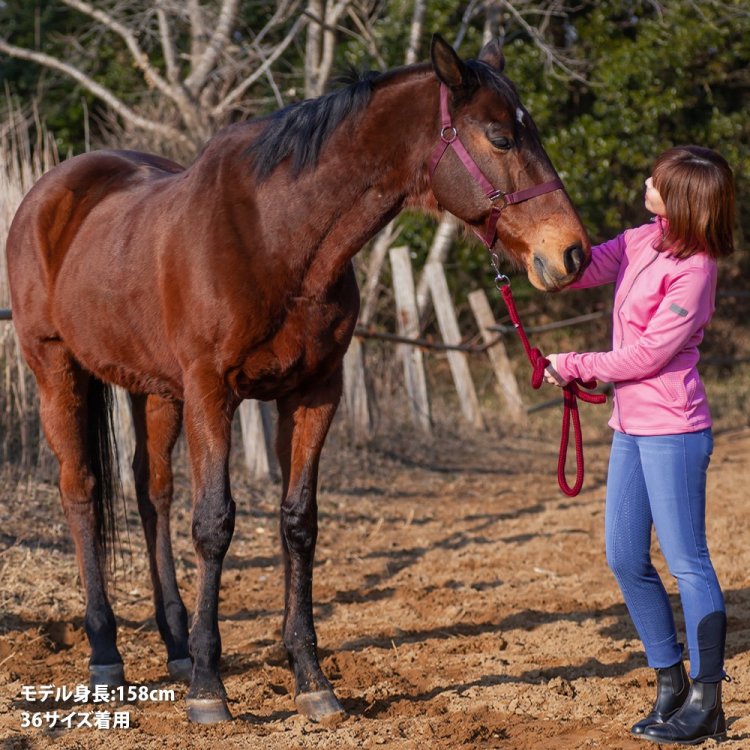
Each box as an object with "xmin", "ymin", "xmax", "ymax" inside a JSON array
[
  {"xmin": 346, "ymin": 68, "xmax": 438, "ymax": 204},
  {"xmin": 190, "ymin": 70, "xmax": 440, "ymax": 299},
  {"xmin": 290, "ymin": 70, "xmax": 439, "ymax": 296}
]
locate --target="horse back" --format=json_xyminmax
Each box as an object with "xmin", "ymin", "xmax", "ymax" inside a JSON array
[{"xmin": 7, "ymin": 150, "xmax": 184, "ymax": 289}]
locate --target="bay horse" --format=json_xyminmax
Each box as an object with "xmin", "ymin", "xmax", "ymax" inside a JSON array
[{"xmin": 6, "ymin": 35, "xmax": 589, "ymax": 724}]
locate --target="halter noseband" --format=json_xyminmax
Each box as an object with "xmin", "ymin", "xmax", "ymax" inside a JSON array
[{"xmin": 428, "ymin": 82, "xmax": 564, "ymax": 249}]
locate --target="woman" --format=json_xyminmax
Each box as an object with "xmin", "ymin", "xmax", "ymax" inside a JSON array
[{"xmin": 544, "ymin": 145, "xmax": 735, "ymax": 745}]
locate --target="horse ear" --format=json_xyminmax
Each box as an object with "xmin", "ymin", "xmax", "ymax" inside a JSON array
[
  {"xmin": 431, "ymin": 33, "xmax": 468, "ymax": 89},
  {"xmin": 478, "ymin": 38, "xmax": 505, "ymax": 72}
]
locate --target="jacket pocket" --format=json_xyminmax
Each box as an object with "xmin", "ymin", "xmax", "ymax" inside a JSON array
[{"xmin": 658, "ymin": 371, "xmax": 687, "ymax": 407}]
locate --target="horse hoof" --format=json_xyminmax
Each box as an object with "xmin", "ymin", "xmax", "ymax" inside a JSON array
[
  {"xmin": 186, "ymin": 698, "xmax": 233, "ymax": 724},
  {"xmin": 295, "ymin": 690, "xmax": 346, "ymax": 723},
  {"xmin": 167, "ymin": 657, "xmax": 193, "ymax": 682},
  {"xmin": 89, "ymin": 663, "xmax": 125, "ymax": 691}
]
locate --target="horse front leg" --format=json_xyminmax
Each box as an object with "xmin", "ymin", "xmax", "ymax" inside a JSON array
[
  {"xmin": 276, "ymin": 370, "xmax": 345, "ymax": 721},
  {"xmin": 182, "ymin": 367, "xmax": 236, "ymax": 723}
]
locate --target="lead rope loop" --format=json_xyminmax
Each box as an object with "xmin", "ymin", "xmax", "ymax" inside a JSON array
[{"xmin": 494, "ymin": 267, "xmax": 606, "ymax": 496}]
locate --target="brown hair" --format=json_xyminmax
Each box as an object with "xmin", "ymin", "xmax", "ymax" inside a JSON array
[{"xmin": 651, "ymin": 145, "xmax": 735, "ymax": 259}]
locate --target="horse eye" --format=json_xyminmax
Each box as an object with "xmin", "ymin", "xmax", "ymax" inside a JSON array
[{"xmin": 490, "ymin": 136, "xmax": 513, "ymax": 151}]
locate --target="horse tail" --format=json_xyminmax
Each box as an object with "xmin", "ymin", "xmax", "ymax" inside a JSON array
[{"xmin": 86, "ymin": 376, "xmax": 123, "ymax": 573}]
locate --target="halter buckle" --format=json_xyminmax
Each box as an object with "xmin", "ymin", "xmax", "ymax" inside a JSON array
[{"xmin": 489, "ymin": 189, "xmax": 509, "ymax": 209}]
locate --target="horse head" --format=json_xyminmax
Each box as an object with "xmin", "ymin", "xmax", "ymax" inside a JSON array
[{"xmin": 428, "ymin": 35, "xmax": 589, "ymax": 292}]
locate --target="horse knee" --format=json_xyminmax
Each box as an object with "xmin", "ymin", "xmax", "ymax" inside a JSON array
[
  {"xmin": 84, "ymin": 603, "xmax": 117, "ymax": 641},
  {"xmin": 59, "ymin": 466, "xmax": 97, "ymax": 525},
  {"xmin": 192, "ymin": 497, "xmax": 236, "ymax": 560},
  {"xmin": 281, "ymin": 492, "xmax": 317, "ymax": 555}
]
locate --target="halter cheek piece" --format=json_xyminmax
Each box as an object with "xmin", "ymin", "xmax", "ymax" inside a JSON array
[{"xmin": 428, "ymin": 82, "xmax": 563, "ymax": 249}]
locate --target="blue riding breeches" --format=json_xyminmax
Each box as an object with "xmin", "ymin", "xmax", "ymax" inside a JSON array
[{"xmin": 605, "ymin": 428, "xmax": 726, "ymax": 681}]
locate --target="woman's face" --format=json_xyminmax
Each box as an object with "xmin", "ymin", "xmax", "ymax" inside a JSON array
[{"xmin": 644, "ymin": 176, "xmax": 667, "ymax": 217}]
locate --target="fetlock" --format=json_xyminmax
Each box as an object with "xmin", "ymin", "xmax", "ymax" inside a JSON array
[
  {"xmin": 631, "ymin": 661, "xmax": 689, "ymax": 736},
  {"xmin": 643, "ymin": 678, "xmax": 727, "ymax": 745}
]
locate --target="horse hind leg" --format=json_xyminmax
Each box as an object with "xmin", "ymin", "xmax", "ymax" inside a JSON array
[
  {"xmin": 27, "ymin": 340, "xmax": 124, "ymax": 688},
  {"xmin": 276, "ymin": 371, "xmax": 346, "ymax": 722},
  {"xmin": 130, "ymin": 393, "xmax": 191, "ymax": 682}
]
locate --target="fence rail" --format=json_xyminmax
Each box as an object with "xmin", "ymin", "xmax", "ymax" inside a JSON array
[{"xmin": 2, "ymin": 278, "xmax": 749, "ymax": 483}]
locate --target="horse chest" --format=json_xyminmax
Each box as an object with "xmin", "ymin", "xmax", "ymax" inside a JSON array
[{"xmin": 232, "ymin": 295, "xmax": 357, "ymax": 400}]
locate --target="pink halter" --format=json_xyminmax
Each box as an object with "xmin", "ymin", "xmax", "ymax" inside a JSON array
[{"xmin": 429, "ymin": 83, "xmax": 563, "ymax": 248}]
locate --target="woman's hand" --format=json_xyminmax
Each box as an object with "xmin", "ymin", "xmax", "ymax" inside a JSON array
[{"xmin": 544, "ymin": 353, "xmax": 569, "ymax": 387}]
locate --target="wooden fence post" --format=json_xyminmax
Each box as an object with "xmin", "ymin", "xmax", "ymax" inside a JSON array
[
  {"xmin": 239, "ymin": 400, "xmax": 278, "ymax": 480},
  {"xmin": 389, "ymin": 246, "xmax": 431, "ymax": 432},
  {"xmin": 343, "ymin": 336, "xmax": 372, "ymax": 442},
  {"xmin": 468, "ymin": 289, "xmax": 526, "ymax": 422},
  {"xmin": 424, "ymin": 262, "xmax": 485, "ymax": 429}
]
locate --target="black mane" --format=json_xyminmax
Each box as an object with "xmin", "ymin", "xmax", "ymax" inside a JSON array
[
  {"xmin": 247, "ymin": 70, "xmax": 382, "ymax": 181},
  {"xmin": 246, "ymin": 59, "xmax": 520, "ymax": 181}
]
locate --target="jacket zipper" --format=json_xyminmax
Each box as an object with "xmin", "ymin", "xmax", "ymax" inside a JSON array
[
  {"xmin": 616, "ymin": 249, "xmax": 660, "ymax": 346},
  {"xmin": 613, "ymin": 249, "xmax": 660, "ymax": 431}
]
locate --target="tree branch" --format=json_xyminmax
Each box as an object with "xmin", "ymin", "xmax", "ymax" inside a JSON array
[
  {"xmin": 305, "ymin": 0, "xmax": 325, "ymax": 97},
  {"xmin": 0, "ymin": 38, "xmax": 193, "ymax": 148},
  {"xmin": 187, "ymin": 0, "xmax": 207, "ymax": 64},
  {"xmin": 498, "ymin": 0, "xmax": 588, "ymax": 83},
  {"xmin": 185, "ymin": 0, "xmax": 240, "ymax": 96},
  {"xmin": 405, "ymin": 0, "xmax": 427, "ymax": 64},
  {"xmin": 156, "ymin": 2, "xmax": 181, "ymax": 84},
  {"xmin": 60, "ymin": 0, "xmax": 177, "ymax": 101},
  {"xmin": 212, "ymin": 14, "xmax": 308, "ymax": 117},
  {"xmin": 253, "ymin": 0, "xmax": 301, "ymax": 48},
  {"xmin": 318, "ymin": 0, "xmax": 353, "ymax": 96},
  {"xmin": 346, "ymin": 7, "xmax": 387, "ymax": 70}
]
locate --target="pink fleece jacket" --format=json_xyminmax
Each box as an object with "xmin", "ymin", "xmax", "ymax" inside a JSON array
[{"xmin": 555, "ymin": 218, "xmax": 717, "ymax": 435}]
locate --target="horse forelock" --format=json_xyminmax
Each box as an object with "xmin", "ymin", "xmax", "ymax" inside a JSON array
[
  {"xmin": 246, "ymin": 71, "xmax": 383, "ymax": 181},
  {"xmin": 467, "ymin": 59, "xmax": 520, "ymax": 103},
  {"xmin": 470, "ymin": 60, "xmax": 526, "ymax": 124}
]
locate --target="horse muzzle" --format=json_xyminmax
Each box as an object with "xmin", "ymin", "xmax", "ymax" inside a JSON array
[{"xmin": 530, "ymin": 242, "xmax": 588, "ymax": 291}]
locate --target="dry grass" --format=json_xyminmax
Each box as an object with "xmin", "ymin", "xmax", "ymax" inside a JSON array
[{"xmin": 0, "ymin": 105, "xmax": 58, "ymax": 468}]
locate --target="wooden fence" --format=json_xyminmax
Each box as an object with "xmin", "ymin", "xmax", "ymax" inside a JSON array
[{"xmin": 3, "ymin": 275, "xmax": 747, "ymax": 487}]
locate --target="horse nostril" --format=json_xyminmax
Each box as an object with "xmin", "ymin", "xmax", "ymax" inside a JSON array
[{"xmin": 563, "ymin": 243, "xmax": 584, "ymax": 275}]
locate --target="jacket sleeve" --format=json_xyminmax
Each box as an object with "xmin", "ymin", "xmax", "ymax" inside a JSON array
[
  {"xmin": 555, "ymin": 263, "xmax": 715, "ymax": 384},
  {"xmin": 567, "ymin": 232, "xmax": 627, "ymax": 289}
]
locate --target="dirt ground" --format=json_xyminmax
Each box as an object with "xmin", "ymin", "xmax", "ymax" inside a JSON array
[{"xmin": 1, "ymin": 399, "xmax": 749, "ymax": 750}]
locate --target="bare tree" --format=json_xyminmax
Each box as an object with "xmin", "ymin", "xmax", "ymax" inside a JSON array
[
  {"xmin": 0, "ymin": 1, "xmax": 310, "ymax": 156},
  {"xmin": 304, "ymin": 0, "xmax": 356, "ymax": 97}
]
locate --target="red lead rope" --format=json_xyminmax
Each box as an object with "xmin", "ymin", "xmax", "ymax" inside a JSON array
[{"xmin": 498, "ymin": 281, "xmax": 607, "ymax": 496}]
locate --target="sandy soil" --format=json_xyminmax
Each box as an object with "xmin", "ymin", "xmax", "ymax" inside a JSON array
[{"xmin": 1, "ymin": 404, "xmax": 749, "ymax": 750}]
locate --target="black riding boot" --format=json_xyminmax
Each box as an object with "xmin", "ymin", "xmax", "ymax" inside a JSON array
[
  {"xmin": 642, "ymin": 678, "xmax": 726, "ymax": 745},
  {"xmin": 631, "ymin": 661, "xmax": 689, "ymax": 735}
]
